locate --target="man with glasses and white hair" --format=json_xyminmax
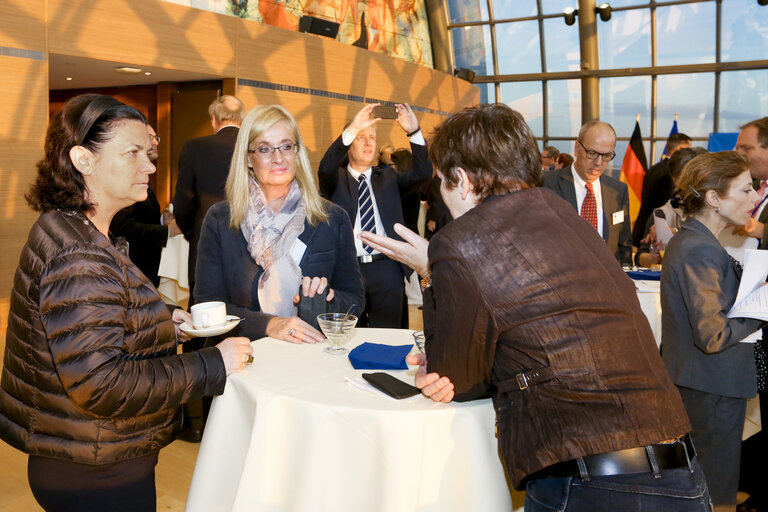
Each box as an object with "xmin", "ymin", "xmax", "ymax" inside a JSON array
[{"xmin": 544, "ymin": 120, "xmax": 632, "ymax": 266}]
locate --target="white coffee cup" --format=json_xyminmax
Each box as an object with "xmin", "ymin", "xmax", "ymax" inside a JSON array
[{"xmin": 190, "ymin": 301, "xmax": 227, "ymax": 329}]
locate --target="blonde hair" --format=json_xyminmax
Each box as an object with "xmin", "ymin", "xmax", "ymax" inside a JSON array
[{"xmin": 226, "ymin": 105, "xmax": 328, "ymax": 228}]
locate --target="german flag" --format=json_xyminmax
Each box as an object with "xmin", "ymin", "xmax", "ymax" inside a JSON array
[{"xmin": 620, "ymin": 121, "xmax": 648, "ymax": 225}]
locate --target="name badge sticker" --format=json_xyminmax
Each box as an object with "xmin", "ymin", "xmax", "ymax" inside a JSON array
[
  {"xmin": 291, "ymin": 239, "xmax": 307, "ymax": 265},
  {"xmin": 612, "ymin": 210, "xmax": 625, "ymax": 225}
]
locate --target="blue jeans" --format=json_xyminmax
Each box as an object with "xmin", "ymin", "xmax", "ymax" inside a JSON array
[{"xmin": 524, "ymin": 458, "xmax": 712, "ymax": 512}]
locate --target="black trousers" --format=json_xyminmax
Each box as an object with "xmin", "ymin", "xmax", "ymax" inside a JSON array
[
  {"xmin": 358, "ymin": 257, "xmax": 404, "ymax": 328},
  {"xmin": 28, "ymin": 453, "xmax": 158, "ymax": 512}
]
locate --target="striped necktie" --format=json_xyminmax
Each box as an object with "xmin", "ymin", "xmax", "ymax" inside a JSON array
[{"xmin": 358, "ymin": 174, "xmax": 376, "ymax": 254}]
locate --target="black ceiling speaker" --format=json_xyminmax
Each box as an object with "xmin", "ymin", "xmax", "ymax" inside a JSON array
[
  {"xmin": 454, "ymin": 68, "xmax": 476, "ymax": 83},
  {"xmin": 298, "ymin": 15, "xmax": 340, "ymax": 39}
]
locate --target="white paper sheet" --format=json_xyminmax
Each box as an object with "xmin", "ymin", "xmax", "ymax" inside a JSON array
[{"xmin": 728, "ymin": 249, "xmax": 768, "ymax": 335}]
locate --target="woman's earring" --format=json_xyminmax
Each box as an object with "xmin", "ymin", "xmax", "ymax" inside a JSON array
[{"xmin": 715, "ymin": 206, "xmax": 720, "ymax": 213}]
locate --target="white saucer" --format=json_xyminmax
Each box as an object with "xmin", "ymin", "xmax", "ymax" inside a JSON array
[{"xmin": 179, "ymin": 315, "xmax": 241, "ymax": 337}]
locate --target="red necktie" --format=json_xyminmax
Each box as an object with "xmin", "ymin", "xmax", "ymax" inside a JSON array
[{"xmin": 581, "ymin": 182, "xmax": 598, "ymax": 231}]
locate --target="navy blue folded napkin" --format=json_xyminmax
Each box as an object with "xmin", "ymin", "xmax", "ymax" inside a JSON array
[
  {"xmin": 627, "ymin": 269, "xmax": 661, "ymax": 281},
  {"xmin": 348, "ymin": 342, "xmax": 412, "ymax": 370}
]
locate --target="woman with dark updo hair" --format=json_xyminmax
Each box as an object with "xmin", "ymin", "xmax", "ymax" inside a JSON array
[
  {"xmin": 661, "ymin": 150, "xmax": 767, "ymax": 511},
  {"xmin": 0, "ymin": 94, "xmax": 252, "ymax": 511}
]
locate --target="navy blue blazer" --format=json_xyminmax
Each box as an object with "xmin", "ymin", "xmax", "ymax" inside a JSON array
[
  {"xmin": 317, "ymin": 134, "xmax": 432, "ymax": 243},
  {"xmin": 194, "ymin": 200, "xmax": 365, "ymax": 340},
  {"xmin": 173, "ymin": 125, "xmax": 239, "ymax": 286},
  {"xmin": 543, "ymin": 166, "xmax": 632, "ymax": 266}
]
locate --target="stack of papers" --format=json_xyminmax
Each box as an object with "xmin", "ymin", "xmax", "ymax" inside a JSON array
[{"xmin": 727, "ymin": 249, "xmax": 768, "ymax": 343}]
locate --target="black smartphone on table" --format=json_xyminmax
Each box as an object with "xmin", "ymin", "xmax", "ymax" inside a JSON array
[{"xmin": 362, "ymin": 372, "xmax": 421, "ymax": 399}]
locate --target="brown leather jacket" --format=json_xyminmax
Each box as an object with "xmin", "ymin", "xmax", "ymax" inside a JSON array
[
  {"xmin": 423, "ymin": 188, "xmax": 690, "ymax": 488},
  {"xmin": 0, "ymin": 210, "xmax": 226, "ymax": 464}
]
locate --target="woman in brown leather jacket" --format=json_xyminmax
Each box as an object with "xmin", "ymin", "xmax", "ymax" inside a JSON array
[
  {"xmin": 0, "ymin": 94, "xmax": 252, "ymax": 512},
  {"xmin": 361, "ymin": 104, "xmax": 712, "ymax": 511}
]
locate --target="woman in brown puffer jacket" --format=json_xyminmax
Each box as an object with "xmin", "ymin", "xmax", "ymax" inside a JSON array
[{"xmin": 0, "ymin": 94, "xmax": 253, "ymax": 512}]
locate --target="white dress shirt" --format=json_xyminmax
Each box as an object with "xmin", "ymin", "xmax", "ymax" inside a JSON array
[{"xmin": 341, "ymin": 129, "xmax": 427, "ymax": 257}]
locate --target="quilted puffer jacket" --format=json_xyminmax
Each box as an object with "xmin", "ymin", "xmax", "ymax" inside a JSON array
[{"xmin": 0, "ymin": 210, "xmax": 226, "ymax": 464}]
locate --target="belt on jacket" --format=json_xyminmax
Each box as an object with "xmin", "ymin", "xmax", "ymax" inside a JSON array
[
  {"xmin": 520, "ymin": 433, "xmax": 696, "ymax": 487},
  {"xmin": 357, "ymin": 253, "xmax": 387, "ymax": 264},
  {"xmin": 497, "ymin": 366, "xmax": 556, "ymax": 392}
]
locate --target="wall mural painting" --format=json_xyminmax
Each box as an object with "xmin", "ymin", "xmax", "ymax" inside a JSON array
[{"xmin": 164, "ymin": 0, "xmax": 434, "ymax": 67}]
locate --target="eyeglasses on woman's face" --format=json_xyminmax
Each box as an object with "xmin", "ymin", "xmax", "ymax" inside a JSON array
[{"xmin": 248, "ymin": 143, "xmax": 299, "ymax": 159}]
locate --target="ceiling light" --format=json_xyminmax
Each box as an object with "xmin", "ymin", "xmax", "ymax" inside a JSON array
[
  {"xmin": 144, "ymin": 72, "xmax": 151, "ymax": 76},
  {"xmin": 114, "ymin": 66, "xmax": 143, "ymax": 74},
  {"xmin": 595, "ymin": 3, "xmax": 612, "ymax": 22},
  {"xmin": 66, "ymin": 77, "xmax": 72, "ymax": 81},
  {"xmin": 563, "ymin": 7, "xmax": 578, "ymax": 26}
]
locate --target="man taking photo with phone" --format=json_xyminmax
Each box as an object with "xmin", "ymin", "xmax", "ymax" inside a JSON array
[{"xmin": 318, "ymin": 103, "xmax": 432, "ymax": 328}]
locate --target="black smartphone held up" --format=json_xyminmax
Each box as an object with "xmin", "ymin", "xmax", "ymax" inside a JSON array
[
  {"xmin": 297, "ymin": 287, "xmax": 328, "ymax": 329},
  {"xmin": 362, "ymin": 372, "xmax": 421, "ymax": 399},
  {"xmin": 372, "ymin": 105, "xmax": 398, "ymax": 119}
]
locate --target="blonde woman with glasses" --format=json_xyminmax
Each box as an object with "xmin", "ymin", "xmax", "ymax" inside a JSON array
[{"xmin": 195, "ymin": 105, "xmax": 364, "ymax": 344}]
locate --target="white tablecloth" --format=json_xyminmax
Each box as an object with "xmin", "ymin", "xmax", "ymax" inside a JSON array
[
  {"xmin": 186, "ymin": 328, "xmax": 520, "ymax": 512},
  {"xmin": 633, "ymin": 279, "xmax": 662, "ymax": 347},
  {"xmin": 157, "ymin": 234, "xmax": 189, "ymax": 306}
]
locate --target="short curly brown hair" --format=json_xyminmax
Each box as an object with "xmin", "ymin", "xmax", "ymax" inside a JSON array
[
  {"xmin": 428, "ymin": 103, "xmax": 542, "ymax": 199},
  {"xmin": 26, "ymin": 94, "xmax": 146, "ymax": 213}
]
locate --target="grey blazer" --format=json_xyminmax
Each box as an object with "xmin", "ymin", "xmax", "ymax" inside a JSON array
[
  {"xmin": 543, "ymin": 166, "xmax": 632, "ymax": 266},
  {"xmin": 661, "ymin": 217, "xmax": 764, "ymax": 398}
]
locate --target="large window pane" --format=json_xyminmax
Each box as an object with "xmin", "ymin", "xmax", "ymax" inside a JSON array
[
  {"xmin": 500, "ymin": 82, "xmax": 543, "ymax": 136},
  {"xmin": 474, "ymin": 83, "xmax": 495, "ymax": 104},
  {"xmin": 598, "ymin": 8, "xmax": 651, "ymax": 69},
  {"xmin": 605, "ymin": 0, "xmax": 649, "ymax": 7},
  {"xmin": 446, "ymin": 0, "xmax": 488, "ymax": 23},
  {"xmin": 452, "ymin": 25, "xmax": 493, "ymax": 76},
  {"xmin": 496, "ymin": 21, "xmax": 541, "ymax": 75},
  {"xmin": 657, "ymin": 73, "xmax": 715, "ymax": 139},
  {"xmin": 722, "ymin": 0, "xmax": 768, "ymax": 62},
  {"xmin": 657, "ymin": 3, "xmax": 715, "ymax": 66},
  {"xmin": 491, "ymin": 0, "xmax": 537, "ymax": 20},
  {"xmin": 600, "ymin": 76, "xmax": 651, "ymax": 136},
  {"xmin": 547, "ymin": 79, "xmax": 581, "ymax": 137},
  {"xmin": 540, "ymin": 0, "xmax": 576, "ymax": 15},
  {"xmin": 719, "ymin": 70, "xmax": 768, "ymax": 132},
  {"xmin": 543, "ymin": 18, "xmax": 580, "ymax": 72}
]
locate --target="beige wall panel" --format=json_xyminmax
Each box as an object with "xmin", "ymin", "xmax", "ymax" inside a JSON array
[
  {"xmin": 47, "ymin": 0, "xmax": 237, "ymax": 76},
  {"xmin": 234, "ymin": 85, "xmax": 448, "ymax": 174},
  {"xmin": 0, "ymin": 0, "xmax": 46, "ymax": 50},
  {"xmin": 236, "ymin": 19, "xmax": 478, "ymax": 114},
  {"xmin": 0, "ymin": 55, "xmax": 48, "ymax": 343}
]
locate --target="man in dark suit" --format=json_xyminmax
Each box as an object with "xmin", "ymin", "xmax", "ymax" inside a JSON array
[
  {"xmin": 173, "ymin": 94, "xmax": 245, "ymax": 299},
  {"xmin": 111, "ymin": 125, "xmax": 181, "ymax": 286},
  {"xmin": 172, "ymin": 95, "xmax": 244, "ymax": 443},
  {"xmin": 544, "ymin": 121, "xmax": 632, "ymax": 267},
  {"xmin": 318, "ymin": 103, "xmax": 431, "ymax": 327},
  {"xmin": 731, "ymin": 116, "xmax": 768, "ymax": 512},
  {"xmin": 632, "ymin": 132, "xmax": 692, "ymax": 246}
]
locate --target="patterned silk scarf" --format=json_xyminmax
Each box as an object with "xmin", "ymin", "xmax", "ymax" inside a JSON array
[{"xmin": 241, "ymin": 178, "xmax": 305, "ymax": 317}]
